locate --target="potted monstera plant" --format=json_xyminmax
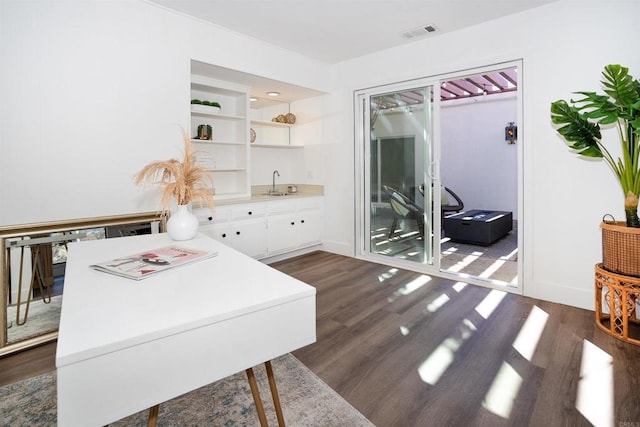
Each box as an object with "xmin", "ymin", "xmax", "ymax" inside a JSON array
[{"xmin": 551, "ymin": 64, "xmax": 640, "ymax": 276}]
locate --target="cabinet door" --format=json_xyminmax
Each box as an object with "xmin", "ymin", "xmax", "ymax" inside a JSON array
[
  {"xmin": 200, "ymin": 223, "xmax": 232, "ymax": 246},
  {"xmin": 267, "ymin": 213, "xmax": 298, "ymax": 255},
  {"xmin": 230, "ymin": 218, "xmax": 267, "ymax": 258},
  {"xmin": 297, "ymin": 209, "xmax": 323, "ymax": 247}
]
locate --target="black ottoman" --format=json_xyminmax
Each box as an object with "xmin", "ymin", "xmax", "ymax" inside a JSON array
[{"xmin": 443, "ymin": 210, "xmax": 513, "ymax": 245}]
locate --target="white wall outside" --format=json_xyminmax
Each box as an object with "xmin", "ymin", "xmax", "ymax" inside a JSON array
[{"xmin": 441, "ymin": 94, "xmax": 518, "ymax": 217}]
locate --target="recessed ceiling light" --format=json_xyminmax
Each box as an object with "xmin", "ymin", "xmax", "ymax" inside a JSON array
[
  {"xmin": 250, "ymin": 97, "xmax": 258, "ymax": 102},
  {"xmin": 267, "ymin": 92, "xmax": 280, "ymax": 97}
]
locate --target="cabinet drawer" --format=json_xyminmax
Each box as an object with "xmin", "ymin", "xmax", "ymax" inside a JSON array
[
  {"xmin": 194, "ymin": 206, "xmax": 229, "ymax": 224},
  {"xmin": 231, "ymin": 203, "xmax": 266, "ymax": 220}
]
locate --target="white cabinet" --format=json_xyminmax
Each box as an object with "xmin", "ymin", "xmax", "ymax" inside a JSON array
[
  {"xmin": 198, "ymin": 203, "xmax": 267, "ymax": 259},
  {"xmin": 267, "ymin": 197, "xmax": 323, "ymax": 256},
  {"xmin": 190, "ymin": 69, "xmax": 250, "ymax": 200},
  {"xmin": 196, "ymin": 197, "xmax": 322, "ymax": 259}
]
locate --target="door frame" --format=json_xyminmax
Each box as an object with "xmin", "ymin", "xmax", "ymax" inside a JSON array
[{"xmin": 354, "ymin": 59, "xmax": 523, "ymax": 294}]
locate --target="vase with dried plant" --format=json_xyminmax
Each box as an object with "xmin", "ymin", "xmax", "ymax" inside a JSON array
[{"xmin": 135, "ymin": 128, "xmax": 215, "ymax": 240}]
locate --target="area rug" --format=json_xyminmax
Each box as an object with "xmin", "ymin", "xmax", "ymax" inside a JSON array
[{"xmin": 0, "ymin": 353, "xmax": 374, "ymax": 427}]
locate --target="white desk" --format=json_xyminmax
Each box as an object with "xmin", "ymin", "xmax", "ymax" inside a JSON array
[{"xmin": 55, "ymin": 233, "xmax": 316, "ymax": 426}]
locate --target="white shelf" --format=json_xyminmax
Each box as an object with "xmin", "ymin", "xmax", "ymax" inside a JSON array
[
  {"xmin": 192, "ymin": 110, "xmax": 246, "ymax": 120},
  {"xmin": 191, "ymin": 139, "xmax": 245, "ymax": 146},
  {"xmin": 250, "ymin": 120, "xmax": 293, "ymax": 128},
  {"xmin": 251, "ymin": 144, "xmax": 303, "ymax": 149}
]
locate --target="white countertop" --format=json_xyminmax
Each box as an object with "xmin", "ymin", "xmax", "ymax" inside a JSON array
[{"xmin": 56, "ymin": 232, "xmax": 316, "ymax": 367}]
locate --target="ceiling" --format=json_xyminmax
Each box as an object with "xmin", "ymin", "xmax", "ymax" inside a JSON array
[
  {"xmin": 163, "ymin": 1, "xmax": 536, "ymax": 104},
  {"xmin": 149, "ymin": 0, "xmax": 558, "ymax": 64}
]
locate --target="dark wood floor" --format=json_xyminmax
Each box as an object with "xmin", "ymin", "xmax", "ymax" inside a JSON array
[{"xmin": 2, "ymin": 250, "xmax": 640, "ymax": 426}]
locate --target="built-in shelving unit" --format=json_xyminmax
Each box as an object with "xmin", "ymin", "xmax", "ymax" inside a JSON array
[
  {"xmin": 190, "ymin": 68, "xmax": 250, "ymax": 200},
  {"xmin": 249, "ymin": 97, "xmax": 295, "ymax": 147}
]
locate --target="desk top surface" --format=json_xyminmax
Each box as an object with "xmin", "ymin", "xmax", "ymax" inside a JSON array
[{"xmin": 55, "ymin": 232, "xmax": 315, "ymax": 367}]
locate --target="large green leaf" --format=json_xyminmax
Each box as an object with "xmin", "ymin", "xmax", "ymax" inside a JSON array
[
  {"xmin": 551, "ymin": 100, "xmax": 603, "ymax": 157},
  {"xmin": 602, "ymin": 64, "xmax": 639, "ymax": 109}
]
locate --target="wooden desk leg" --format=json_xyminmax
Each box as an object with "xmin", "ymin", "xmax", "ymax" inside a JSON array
[
  {"xmin": 246, "ymin": 367, "xmax": 269, "ymax": 427},
  {"xmin": 265, "ymin": 361, "xmax": 285, "ymax": 427},
  {"xmin": 148, "ymin": 404, "xmax": 159, "ymax": 427}
]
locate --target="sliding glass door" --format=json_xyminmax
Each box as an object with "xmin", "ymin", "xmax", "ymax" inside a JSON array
[
  {"xmin": 357, "ymin": 82, "xmax": 436, "ymax": 267},
  {"xmin": 356, "ymin": 62, "xmax": 522, "ymax": 292}
]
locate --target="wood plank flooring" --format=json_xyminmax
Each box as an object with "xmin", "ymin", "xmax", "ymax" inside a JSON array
[
  {"xmin": 2, "ymin": 250, "xmax": 640, "ymax": 426},
  {"xmin": 272, "ymin": 251, "xmax": 640, "ymax": 427}
]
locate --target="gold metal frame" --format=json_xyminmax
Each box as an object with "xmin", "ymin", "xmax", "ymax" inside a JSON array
[{"xmin": 0, "ymin": 212, "xmax": 164, "ymax": 357}]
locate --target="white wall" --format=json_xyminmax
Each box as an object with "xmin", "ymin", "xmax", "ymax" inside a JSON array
[
  {"xmin": 0, "ymin": 0, "xmax": 332, "ymax": 225},
  {"xmin": 328, "ymin": 0, "xmax": 640, "ymax": 309},
  {"xmin": 441, "ymin": 94, "xmax": 518, "ymax": 217}
]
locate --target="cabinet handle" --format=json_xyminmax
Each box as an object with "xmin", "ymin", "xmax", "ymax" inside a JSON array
[
  {"xmin": 221, "ymin": 233, "xmax": 226, "ymax": 238},
  {"xmin": 236, "ymin": 231, "xmax": 241, "ymax": 235},
  {"xmin": 208, "ymin": 216, "xmax": 213, "ymax": 221},
  {"xmin": 300, "ymin": 220, "xmax": 305, "ymax": 223},
  {"xmin": 291, "ymin": 222, "xmax": 295, "ymax": 226},
  {"xmin": 248, "ymin": 211, "xmax": 252, "ymax": 215}
]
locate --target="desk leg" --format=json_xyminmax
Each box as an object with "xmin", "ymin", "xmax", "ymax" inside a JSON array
[
  {"xmin": 148, "ymin": 404, "xmax": 159, "ymax": 427},
  {"xmin": 265, "ymin": 361, "xmax": 285, "ymax": 427},
  {"xmin": 246, "ymin": 367, "xmax": 269, "ymax": 427}
]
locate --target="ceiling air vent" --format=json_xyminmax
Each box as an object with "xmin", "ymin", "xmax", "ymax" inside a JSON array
[{"xmin": 401, "ymin": 24, "xmax": 437, "ymax": 39}]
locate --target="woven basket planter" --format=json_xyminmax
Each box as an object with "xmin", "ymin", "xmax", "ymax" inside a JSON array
[{"xmin": 601, "ymin": 221, "xmax": 640, "ymax": 278}]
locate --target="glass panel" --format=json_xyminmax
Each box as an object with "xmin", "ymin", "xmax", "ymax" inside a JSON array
[
  {"xmin": 439, "ymin": 67, "xmax": 519, "ymax": 286},
  {"xmin": 368, "ymin": 86, "xmax": 433, "ymax": 264}
]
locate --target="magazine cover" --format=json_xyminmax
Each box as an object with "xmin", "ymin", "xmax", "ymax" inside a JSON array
[{"xmin": 89, "ymin": 245, "xmax": 217, "ymax": 280}]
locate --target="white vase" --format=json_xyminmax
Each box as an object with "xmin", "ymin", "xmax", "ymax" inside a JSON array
[{"xmin": 167, "ymin": 204, "xmax": 199, "ymax": 241}]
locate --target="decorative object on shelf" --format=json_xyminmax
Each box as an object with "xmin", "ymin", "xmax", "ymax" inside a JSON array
[
  {"xmin": 505, "ymin": 122, "xmax": 517, "ymax": 144},
  {"xmin": 191, "ymin": 99, "xmax": 221, "ymax": 114},
  {"xmin": 196, "ymin": 124, "xmax": 213, "ymax": 140},
  {"xmin": 135, "ymin": 127, "xmax": 214, "ymax": 241},
  {"xmin": 250, "ymin": 128, "xmax": 256, "ymax": 143},
  {"xmin": 285, "ymin": 113, "xmax": 296, "ymax": 124},
  {"xmin": 275, "ymin": 114, "xmax": 287, "ymax": 123},
  {"xmin": 551, "ymin": 64, "xmax": 640, "ymax": 229}
]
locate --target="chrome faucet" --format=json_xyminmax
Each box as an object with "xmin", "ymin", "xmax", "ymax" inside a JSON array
[{"xmin": 270, "ymin": 170, "xmax": 280, "ymax": 194}]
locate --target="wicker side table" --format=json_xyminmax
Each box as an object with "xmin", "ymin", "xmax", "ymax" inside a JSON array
[{"xmin": 595, "ymin": 263, "xmax": 640, "ymax": 345}]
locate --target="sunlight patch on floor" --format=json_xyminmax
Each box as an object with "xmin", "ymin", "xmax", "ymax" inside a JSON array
[
  {"xmin": 378, "ymin": 268, "xmax": 399, "ymax": 282},
  {"xmin": 452, "ymin": 282, "xmax": 468, "ymax": 292},
  {"xmin": 396, "ymin": 275, "xmax": 431, "ymax": 296},
  {"xmin": 501, "ymin": 248, "xmax": 518, "ymax": 260},
  {"xmin": 418, "ymin": 319, "xmax": 477, "ymax": 385},
  {"xmin": 426, "ymin": 293, "xmax": 450, "ymax": 313},
  {"xmin": 576, "ymin": 340, "xmax": 613, "ymax": 427},
  {"xmin": 482, "ymin": 361, "xmax": 523, "ymax": 419},
  {"xmin": 512, "ymin": 305, "xmax": 549, "ymax": 361},
  {"xmin": 445, "ymin": 252, "xmax": 480, "ymax": 272},
  {"xmin": 475, "ymin": 289, "xmax": 507, "ymax": 319},
  {"xmin": 478, "ymin": 258, "xmax": 506, "ymax": 279}
]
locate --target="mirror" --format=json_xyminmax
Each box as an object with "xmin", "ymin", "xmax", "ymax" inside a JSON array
[{"xmin": 1, "ymin": 212, "xmax": 163, "ymax": 356}]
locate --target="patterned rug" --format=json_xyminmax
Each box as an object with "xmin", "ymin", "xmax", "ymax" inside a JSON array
[{"xmin": 0, "ymin": 353, "xmax": 373, "ymax": 426}]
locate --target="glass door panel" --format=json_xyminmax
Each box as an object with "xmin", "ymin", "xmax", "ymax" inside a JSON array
[{"xmin": 365, "ymin": 86, "xmax": 434, "ymax": 265}]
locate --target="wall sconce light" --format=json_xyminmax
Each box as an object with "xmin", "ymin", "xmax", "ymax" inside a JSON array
[{"xmin": 505, "ymin": 122, "xmax": 517, "ymax": 144}]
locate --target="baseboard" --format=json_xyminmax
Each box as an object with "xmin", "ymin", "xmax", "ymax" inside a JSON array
[{"xmin": 261, "ymin": 244, "xmax": 324, "ymax": 264}]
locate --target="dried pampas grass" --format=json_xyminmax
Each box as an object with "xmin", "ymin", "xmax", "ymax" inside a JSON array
[{"xmin": 135, "ymin": 128, "xmax": 214, "ymax": 213}]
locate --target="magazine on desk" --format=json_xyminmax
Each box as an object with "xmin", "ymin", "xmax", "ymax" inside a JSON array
[{"xmin": 89, "ymin": 245, "xmax": 218, "ymax": 280}]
